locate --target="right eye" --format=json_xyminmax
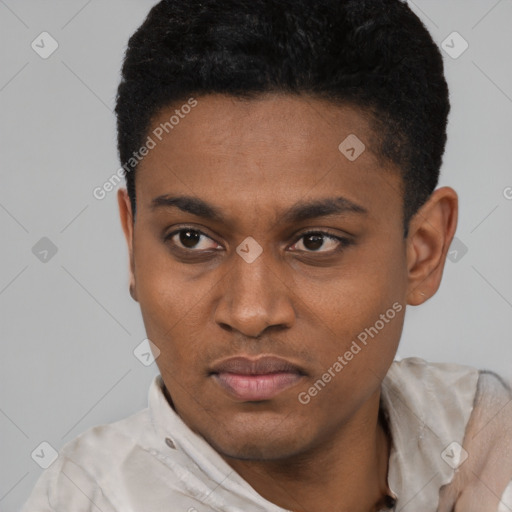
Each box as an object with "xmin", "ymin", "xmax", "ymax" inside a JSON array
[{"xmin": 164, "ymin": 227, "xmax": 221, "ymax": 252}]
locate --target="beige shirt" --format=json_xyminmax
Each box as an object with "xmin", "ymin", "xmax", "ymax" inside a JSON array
[{"xmin": 21, "ymin": 357, "xmax": 512, "ymax": 512}]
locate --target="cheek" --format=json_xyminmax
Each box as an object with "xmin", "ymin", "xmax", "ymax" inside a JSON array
[
  {"xmin": 293, "ymin": 243, "xmax": 405, "ymax": 371},
  {"xmin": 132, "ymin": 237, "xmax": 204, "ymax": 363}
]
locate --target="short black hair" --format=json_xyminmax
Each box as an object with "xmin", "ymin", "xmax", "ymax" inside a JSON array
[{"xmin": 115, "ymin": 0, "xmax": 450, "ymax": 238}]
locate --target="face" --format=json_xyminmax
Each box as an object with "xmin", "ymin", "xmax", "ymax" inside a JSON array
[{"xmin": 119, "ymin": 93, "xmax": 416, "ymax": 461}]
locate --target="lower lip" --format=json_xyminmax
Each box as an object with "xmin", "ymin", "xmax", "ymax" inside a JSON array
[{"xmin": 214, "ymin": 372, "xmax": 303, "ymax": 401}]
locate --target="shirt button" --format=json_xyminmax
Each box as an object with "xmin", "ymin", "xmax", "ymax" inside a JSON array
[{"xmin": 165, "ymin": 437, "xmax": 176, "ymax": 449}]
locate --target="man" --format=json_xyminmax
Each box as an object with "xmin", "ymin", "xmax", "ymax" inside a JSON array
[{"xmin": 22, "ymin": 0, "xmax": 512, "ymax": 511}]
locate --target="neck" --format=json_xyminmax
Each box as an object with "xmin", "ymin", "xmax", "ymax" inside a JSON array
[{"xmin": 221, "ymin": 389, "xmax": 392, "ymax": 512}]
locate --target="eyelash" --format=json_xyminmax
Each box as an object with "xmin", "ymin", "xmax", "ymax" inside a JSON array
[{"xmin": 163, "ymin": 226, "xmax": 354, "ymax": 254}]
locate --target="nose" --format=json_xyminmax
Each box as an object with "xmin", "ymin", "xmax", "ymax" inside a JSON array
[{"xmin": 214, "ymin": 248, "xmax": 296, "ymax": 338}]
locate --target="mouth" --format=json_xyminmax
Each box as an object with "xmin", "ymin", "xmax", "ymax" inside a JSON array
[{"xmin": 209, "ymin": 356, "xmax": 306, "ymax": 401}]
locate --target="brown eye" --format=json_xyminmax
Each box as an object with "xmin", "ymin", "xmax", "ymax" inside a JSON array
[
  {"xmin": 290, "ymin": 231, "xmax": 353, "ymax": 253},
  {"xmin": 302, "ymin": 233, "xmax": 327, "ymax": 251},
  {"xmin": 165, "ymin": 228, "xmax": 219, "ymax": 251},
  {"xmin": 179, "ymin": 229, "xmax": 202, "ymax": 249}
]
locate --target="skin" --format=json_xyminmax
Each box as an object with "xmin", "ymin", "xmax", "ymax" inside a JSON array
[{"xmin": 118, "ymin": 93, "xmax": 458, "ymax": 512}]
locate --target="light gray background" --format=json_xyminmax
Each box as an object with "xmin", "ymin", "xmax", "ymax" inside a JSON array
[{"xmin": 0, "ymin": 1, "xmax": 511, "ymax": 510}]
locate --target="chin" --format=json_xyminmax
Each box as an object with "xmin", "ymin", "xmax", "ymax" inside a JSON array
[
  {"xmin": 202, "ymin": 417, "xmax": 312, "ymax": 462},
  {"xmin": 214, "ymin": 437, "xmax": 302, "ymax": 462}
]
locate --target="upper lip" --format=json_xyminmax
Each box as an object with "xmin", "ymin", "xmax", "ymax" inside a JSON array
[{"xmin": 210, "ymin": 356, "xmax": 306, "ymax": 376}]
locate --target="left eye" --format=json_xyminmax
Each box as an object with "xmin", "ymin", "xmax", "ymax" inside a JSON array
[{"xmin": 290, "ymin": 231, "xmax": 349, "ymax": 253}]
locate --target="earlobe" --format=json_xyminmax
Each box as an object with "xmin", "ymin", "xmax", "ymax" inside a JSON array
[
  {"xmin": 117, "ymin": 188, "xmax": 138, "ymax": 302},
  {"xmin": 405, "ymin": 187, "xmax": 458, "ymax": 306}
]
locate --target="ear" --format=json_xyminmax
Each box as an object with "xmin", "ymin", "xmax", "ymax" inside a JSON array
[
  {"xmin": 405, "ymin": 186, "xmax": 458, "ymax": 306},
  {"xmin": 117, "ymin": 188, "xmax": 138, "ymax": 302}
]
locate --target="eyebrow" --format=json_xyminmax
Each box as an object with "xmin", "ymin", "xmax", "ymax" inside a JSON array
[{"xmin": 150, "ymin": 194, "xmax": 368, "ymax": 224}]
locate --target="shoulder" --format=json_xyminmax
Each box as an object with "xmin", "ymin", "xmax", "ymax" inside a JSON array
[
  {"xmin": 464, "ymin": 367, "xmax": 512, "ymax": 450},
  {"xmin": 435, "ymin": 368, "xmax": 512, "ymax": 511},
  {"xmin": 381, "ymin": 357, "xmax": 512, "ymax": 509},
  {"xmin": 22, "ymin": 405, "xmax": 221, "ymax": 512},
  {"xmin": 21, "ymin": 408, "xmax": 152, "ymax": 512},
  {"xmin": 58, "ymin": 407, "xmax": 152, "ymax": 474},
  {"xmin": 473, "ymin": 368, "xmax": 512, "ymax": 405},
  {"xmin": 383, "ymin": 357, "xmax": 512, "ymax": 435}
]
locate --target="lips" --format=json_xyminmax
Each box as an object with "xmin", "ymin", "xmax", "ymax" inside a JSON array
[{"xmin": 210, "ymin": 356, "xmax": 306, "ymax": 401}]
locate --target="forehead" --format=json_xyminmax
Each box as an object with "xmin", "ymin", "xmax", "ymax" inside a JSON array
[
  {"xmin": 135, "ymin": 93, "xmax": 402, "ymax": 224},
  {"xmin": 146, "ymin": 93, "xmax": 379, "ymax": 160}
]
